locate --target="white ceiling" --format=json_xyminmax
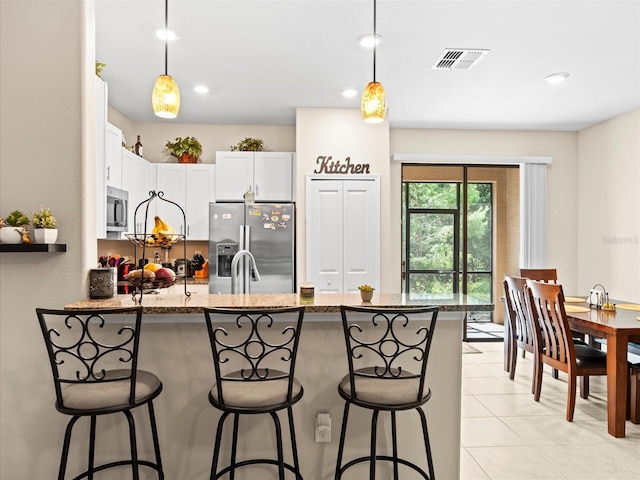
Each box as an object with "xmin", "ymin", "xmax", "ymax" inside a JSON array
[{"xmin": 96, "ymin": 0, "xmax": 640, "ymax": 131}]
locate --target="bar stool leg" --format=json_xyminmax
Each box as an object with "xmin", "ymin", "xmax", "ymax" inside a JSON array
[
  {"xmin": 287, "ymin": 406, "xmax": 302, "ymax": 479},
  {"xmin": 148, "ymin": 400, "xmax": 164, "ymax": 479},
  {"xmin": 123, "ymin": 409, "xmax": 140, "ymax": 480},
  {"xmin": 417, "ymin": 407, "xmax": 435, "ymax": 480},
  {"xmin": 269, "ymin": 412, "xmax": 286, "ymax": 480},
  {"xmin": 211, "ymin": 412, "xmax": 230, "ymax": 480},
  {"xmin": 369, "ymin": 410, "xmax": 379, "ymax": 480},
  {"xmin": 335, "ymin": 402, "xmax": 350, "ymax": 480},
  {"xmin": 229, "ymin": 414, "xmax": 240, "ymax": 480},
  {"xmin": 59, "ymin": 416, "xmax": 79, "ymax": 480},
  {"xmin": 88, "ymin": 415, "xmax": 97, "ymax": 480},
  {"xmin": 391, "ymin": 411, "xmax": 399, "ymax": 480}
]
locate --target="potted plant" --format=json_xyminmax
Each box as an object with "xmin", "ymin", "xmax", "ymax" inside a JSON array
[
  {"xmin": 165, "ymin": 136, "xmax": 202, "ymax": 163},
  {"xmin": 0, "ymin": 210, "xmax": 29, "ymax": 244},
  {"xmin": 358, "ymin": 284, "xmax": 375, "ymax": 302},
  {"xmin": 230, "ymin": 137, "xmax": 265, "ymax": 152},
  {"xmin": 32, "ymin": 207, "xmax": 58, "ymax": 244}
]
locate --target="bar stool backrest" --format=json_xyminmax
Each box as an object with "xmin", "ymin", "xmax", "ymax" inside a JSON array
[
  {"xmin": 36, "ymin": 306, "xmax": 144, "ymax": 409},
  {"xmin": 203, "ymin": 306, "xmax": 305, "ymax": 408},
  {"xmin": 340, "ymin": 305, "xmax": 438, "ymax": 405}
]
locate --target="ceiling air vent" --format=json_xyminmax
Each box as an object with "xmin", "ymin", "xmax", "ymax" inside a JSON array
[{"xmin": 432, "ymin": 49, "xmax": 489, "ymax": 70}]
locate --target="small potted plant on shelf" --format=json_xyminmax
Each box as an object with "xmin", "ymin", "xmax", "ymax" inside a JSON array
[
  {"xmin": 32, "ymin": 207, "xmax": 58, "ymax": 244},
  {"xmin": 230, "ymin": 137, "xmax": 265, "ymax": 152},
  {"xmin": 0, "ymin": 210, "xmax": 30, "ymax": 244},
  {"xmin": 165, "ymin": 136, "xmax": 202, "ymax": 163},
  {"xmin": 358, "ymin": 284, "xmax": 375, "ymax": 302}
]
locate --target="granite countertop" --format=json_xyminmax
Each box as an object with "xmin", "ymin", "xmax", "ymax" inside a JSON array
[{"xmin": 65, "ymin": 293, "xmax": 493, "ymax": 314}]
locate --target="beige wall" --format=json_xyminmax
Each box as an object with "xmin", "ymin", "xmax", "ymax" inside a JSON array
[{"xmin": 576, "ymin": 109, "xmax": 640, "ymax": 300}]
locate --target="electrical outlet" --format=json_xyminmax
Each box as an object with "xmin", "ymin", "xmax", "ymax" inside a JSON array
[{"xmin": 315, "ymin": 412, "xmax": 331, "ymax": 443}]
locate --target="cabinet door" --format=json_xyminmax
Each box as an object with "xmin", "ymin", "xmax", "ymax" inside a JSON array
[
  {"xmin": 214, "ymin": 151, "xmax": 252, "ymax": 201},
  {"xmin": 123, "ymin": 151, "xmax": 152, "ymax": 234},
  {"xmin": 155, "ymin": 164, "xmax": 186, "ymax": 235},
  {"xmin": 104, "ymin": 122, "xmax": 122, "ymax": 189},
  {"xmin": 185, "ymin": 164, "xmax": 215, "ymax": 240},
  {"xmin": 254, "ymin": 152, "xmax": 293, "ymax": 201},
  {"xmin": 306, "ymin": 179, "xmax": 344, "ymax": 293},
  {"xmin": 342, "ymin": 179, "xmax": 380, "ymax": 292}
]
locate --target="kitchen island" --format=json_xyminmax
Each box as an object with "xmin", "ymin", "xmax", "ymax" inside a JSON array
[{"xmin": 64, "ymin": 292, "xmax": 491, "ymax": 479}]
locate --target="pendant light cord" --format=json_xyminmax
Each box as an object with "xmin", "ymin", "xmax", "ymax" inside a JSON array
[
  {"xmin": 164, "ymin": 0, "xmax": 168, "ymax": 76},
  {"xmin": 373, "ymin": 0, "xmax": 377, "ymax": 83}
]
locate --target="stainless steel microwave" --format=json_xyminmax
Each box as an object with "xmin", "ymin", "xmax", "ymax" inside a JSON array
[{"xmin": 106, "ymin": 186, "xmax": 128, "ymax": 233}]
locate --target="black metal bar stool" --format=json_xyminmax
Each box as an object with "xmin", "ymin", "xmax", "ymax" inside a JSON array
[
  {"xmin": 36, "ymin": 306, "xmax": 164, "ymax": 480},
  {"xmin": 335, "ymin": 305, "xmax": 439, "ymax": 480},
  {"xmin": 203, "ymin": 306, "xmax": 305, "ymax": 480}
]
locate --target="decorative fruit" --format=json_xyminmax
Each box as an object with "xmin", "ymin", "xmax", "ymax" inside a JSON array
[
  {"xmin": 358, "ymin": 284, "xmax": 375, "ymax": 292},
  {"xmin": 603, "ymin": 302, "xmax": 616, "ymax": 310},
  {"xmin": 154, "ymin": 267, "xmax": 176, "ymax": 281},
  {"xmin": 127, "ymin": 269, "xmax": 155, "ymax": 280},
  {"xmin": 148, "ymin": 216, "xmax": 178, "ymax": 248},
  {"xmin": 144, "ymin": 263, "xmax": 163, "ymax": 272}
]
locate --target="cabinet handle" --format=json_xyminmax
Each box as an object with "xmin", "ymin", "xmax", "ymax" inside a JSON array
[
  {"xmin": 255, "ymin": 184, "xmax": 259, "ymax": 197},
  {"xmin": 187, "ymin": 225, "xmax": 190, "ymax": 236},
  {"xmin": 106, "ymin": 166, "xmax": 110, "ymax": 180}
]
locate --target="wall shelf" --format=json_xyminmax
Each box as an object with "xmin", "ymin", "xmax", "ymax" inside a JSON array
[{"xmin": 0, "ymin": 244, "xmax": 67, "ymax": 253}]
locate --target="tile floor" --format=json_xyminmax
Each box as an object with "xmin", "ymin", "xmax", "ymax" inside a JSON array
[{"xmin": 460, "ymin": 341, "xmax": 640, "ymax": 480}]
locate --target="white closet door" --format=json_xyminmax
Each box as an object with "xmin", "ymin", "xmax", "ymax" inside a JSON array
[
  {"xmin": 343, "ymin": 179, "xmax": 380, "ymax": 292},
  {"xmin": 306, "ymin": 179, "xmax": 343, "ymax": 293}
]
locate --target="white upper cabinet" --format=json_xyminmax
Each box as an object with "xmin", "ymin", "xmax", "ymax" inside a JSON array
[
  {"xmin": 215, "ymin": 151, "xmax": 294, "ymax": 202},
  {"xmin": 105, "ymin": 122, "xmax": 123, "ymax": 189},
  {"xmin": 121, "ymin": 150, "xmax": 152, "ymax": 235},
  {"xmin": 154, "ymin": 163, "xmax": 215, "ymax": 240},
  {"xmin": 306, "ymin": 176, "xmax": 380, "ymax": 293}
]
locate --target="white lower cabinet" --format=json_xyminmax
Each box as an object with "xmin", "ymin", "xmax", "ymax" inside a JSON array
[
  {"xmin": 154, "ymin": 164, "xmax": 215, "ymax": 240},
  {"xmin": 306, "ymin": 176, "xmax": 380, "ymax": 293}
]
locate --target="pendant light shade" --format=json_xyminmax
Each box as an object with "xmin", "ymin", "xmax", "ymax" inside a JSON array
[
  {"xmin": 362, "ymin": 81, "xmax": 385, "ymax": 123},
  {"xmin": 152, "ymin": 74, "xmax": 180, "ymax": 118},
  {"xmin": 152, "ymin": 0, "xmax": 180, "ymax": 118},
  {"xmin": 361, "ymin": 0, "xmax": 386, "ymax": 123}
]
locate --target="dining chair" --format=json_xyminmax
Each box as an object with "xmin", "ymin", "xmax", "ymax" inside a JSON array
[
  {"xmin": 335, "ymin": 305, "xmax": 439, "ymax": 480},
  {"xmin": 36, "ymin": 306, "xmax": 164, "ymax": 480},
  {"xmin": 525, "ymin": 280, "xmax": 608, "ymax": 421},
  {"xmin": 203, "ymin": 306, "xmax": 305, "ymax": 480},
  {"xmin": 503, "ymin": 276, "xmax": 541, "ymax": 394}
]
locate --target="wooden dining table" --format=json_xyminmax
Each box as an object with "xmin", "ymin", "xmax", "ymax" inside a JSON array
[{"xmin": 565, "ymin": 301, "xmax": 640, "ymax": 438}]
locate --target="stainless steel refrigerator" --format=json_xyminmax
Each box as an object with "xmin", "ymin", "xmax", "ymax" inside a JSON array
[{"xmin": 209, "ymin": 202, "xmax": 295, "ymax": 294}]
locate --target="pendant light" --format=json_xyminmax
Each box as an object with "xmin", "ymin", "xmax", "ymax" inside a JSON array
[
  {"xmin": 152, "ymin": 0, "xmax": 180, "ymax": 118},
  {"xmin": 361, "ymin": 0, "xmax": 386, "ymax": 123}
]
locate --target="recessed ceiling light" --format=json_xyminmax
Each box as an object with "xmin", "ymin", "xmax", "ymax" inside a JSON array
[
  {"xmin": 357, "ymin": 33, "xmax": 382, "ymax": 48},
  {"xmin": 342, "ymin": 88, "xmax": 358, "ymax": 98},
  {"xmin": 155, "ymin": 28, "xmax": 178, "ymax": 41},
  {"xmin": 193, "ymin": 85, "xmax": 209, "ymax": 94},
  {"xmin": 545, "ymin": 72, "xmax": 569, "ymax": 84}
]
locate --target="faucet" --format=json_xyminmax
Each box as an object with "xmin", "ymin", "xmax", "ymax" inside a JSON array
[{"xmin": 230, "ymin": 250, "xmax": 261, "ymax": 294}]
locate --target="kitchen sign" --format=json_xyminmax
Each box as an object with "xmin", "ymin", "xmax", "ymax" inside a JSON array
[{"xmin": 314, "ymin": 155, "xmax": 370, "ymax": 174}]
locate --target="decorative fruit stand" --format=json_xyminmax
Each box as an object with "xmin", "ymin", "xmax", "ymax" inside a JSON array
[{"xmin": 125, "ymin": 190, "xmax": 190, "ymax": 302}]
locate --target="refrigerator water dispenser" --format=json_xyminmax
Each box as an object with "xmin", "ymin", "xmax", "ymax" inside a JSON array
[{"xmin": 217, "ymin": 243, "xmax": 238, "ymax": 278}]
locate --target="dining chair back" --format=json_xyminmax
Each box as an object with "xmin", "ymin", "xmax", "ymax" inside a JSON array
[
  {"xmin": 503, "ymin": 276, "xmax": 541, "ymax": 393},
  {"xmin": 36, "ymin": 306, "xmax": 163, "ymax": 479},
  {"xmin": 335, "ymin": 305, "xmax": 439, "ymax": 480},
  {"xmin": 525, "ymin": 280, "xmax": 607, "ymax": 421},
  {"xmin": 203, "ymin": 306, "xmax": 305, "ymax": 480},
  {"xmin": 520, "ymin": 268, "xmax": 558, "ymax": 283}
]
